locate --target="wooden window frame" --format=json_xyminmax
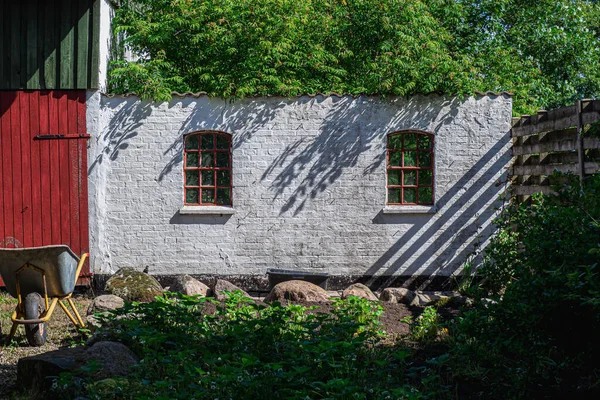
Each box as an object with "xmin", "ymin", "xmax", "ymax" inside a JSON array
[
  {"xmin": 386, "ymin": 130, "xmax": 434, "ymax": 205},
  {"xmin": 183, "ymin": 131, "xmax": 232, "ymax": 206}
]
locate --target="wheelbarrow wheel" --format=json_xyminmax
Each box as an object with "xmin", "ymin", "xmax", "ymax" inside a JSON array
[{"xmin": 24, "ymin": 293, "xmax": 48, "ymax": 346}]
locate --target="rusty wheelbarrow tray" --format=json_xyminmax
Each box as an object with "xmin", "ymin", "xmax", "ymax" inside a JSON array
[{"xmin": 0, "ymin": 245, "xmax": 89, "ymax": 346}]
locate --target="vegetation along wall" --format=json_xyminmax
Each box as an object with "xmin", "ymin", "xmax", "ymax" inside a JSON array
[{"xmin": 86, "ymin": 92, "xmax": 512, "ymax": 289}]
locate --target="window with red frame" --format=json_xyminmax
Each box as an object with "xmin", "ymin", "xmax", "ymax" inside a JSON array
[
  {"xmin": 184, "ymin": 131, "xmax": 232, "ymax": 206},
  {"xmin": 387, "ymin": 131, "xmax": 434, "ymax": 205}
]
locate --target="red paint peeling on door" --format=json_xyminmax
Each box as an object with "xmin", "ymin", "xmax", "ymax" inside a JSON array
[{"xmin": 0, "ymin": 91, "xmax": 90, "ymax": 286}]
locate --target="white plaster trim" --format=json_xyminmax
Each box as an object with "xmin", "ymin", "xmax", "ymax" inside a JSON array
[
  {"xmin": 179, "ymin": 206, "xmax": 236, "ymax": 215},
  {"xmin": 382, "ymin": 205, "xmax": 437, "ymax": 214}
]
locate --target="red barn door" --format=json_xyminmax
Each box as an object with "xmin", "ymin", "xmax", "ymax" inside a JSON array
[{"xmin": 0, "ymin": 91, "xmax": 90, "ymax": 286}]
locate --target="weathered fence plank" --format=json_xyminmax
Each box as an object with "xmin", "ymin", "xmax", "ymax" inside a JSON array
[{"xmin": 511, "ymin": 99, "xmax": 600, "ymax": 201}]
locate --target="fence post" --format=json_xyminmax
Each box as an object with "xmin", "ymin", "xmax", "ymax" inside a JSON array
[{"xmin": 576, "ymin": 100, "xmax": 585, "ymax": 185}]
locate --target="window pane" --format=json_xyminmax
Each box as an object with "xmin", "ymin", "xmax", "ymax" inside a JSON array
[
  {"xmin": 201, "ymin": 134, "xmax": 214, "ymax": 150},
  {"xmin": 201, "ymin": 170, "xmax": 214, "ymax": 186},
  {"xmin": 217, "ymin": 170, "xmax": 230, "ymax": 186},
  {"xmin": 418, "ymin": 152, "xmax": 432, "ymax": 167},
  {"xmin": 404, "ymin": 151, "xmax": 417, "ymax": 167},
  {"xmin": 418, "ymin": 135, "xmax": 432, "ymax": 150},
  {"xmin": 387, "ymin": 170, "xmax": 401, "ymax": 185},
  {"xmin": 186, "ymin": 189, "xmax": 199, "ymax": 204},
  {"xmin": 419, "ymin": 187, "xmax": 433, "ymax": 204},
  {"xmin": 419, "ymin": 170, "xmax": 432, "ymax": 186},
  {"xmin": 202, "ymin": 188, "xmax": 215, "ymax": 204},
  {"xmin": 388, "ymin": 188, "xmax": 401, "ymax": 203},
  {"xmin": 388, "ymin": 135, "xmax": 402, "ymax": 149},
  {"xmin": 185, "ymin": 171, "xmax": 199, "ymax": 186},
  {"xmin": 216, "ymin": 135, "xmax": 229, "ymax": 150},
  {"xmin": 216, "ymin": 188, "xmax": 231, "ymax": 205},
  {"xmin": 404, "ymin": 171, "xmax": 416, "ymax": 186},
  {"xmin": 389, "ymin": 151, "xmax": 401, "ymax": 167},
  {"xmin": 403, "ymin": 188, "xmax": 416, "ymax": 203},
  {"xmin": 201, "ymin": 152, "xmax": 213, "ymax": 167},
  {"xmin": 403, "ymin": 133, "xmax": 417, "ymax": 149},
  {"xmin": 186, "ymin": 152, "xmax": 199, "ymax": 167},
  {"xmin": 216, "ymin": 152, "xmax": 229, "ymax": 168},
  {"xmin": 185, "ymin": 135, "xmax": 199, "ymax": 150}
]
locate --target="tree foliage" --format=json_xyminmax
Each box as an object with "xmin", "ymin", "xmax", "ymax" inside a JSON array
[{"xmin": 109, "ymin": 0, "xmax": 600, "ymax": 113}]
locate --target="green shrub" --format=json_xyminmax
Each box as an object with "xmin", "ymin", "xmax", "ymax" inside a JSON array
[
  {"xmin": 450, "ymin": 174, "xmax": 600, "ymax": 398},
  {"xmin": 58, "ymin": 292, "xmax": 437, "ymax": 399}
]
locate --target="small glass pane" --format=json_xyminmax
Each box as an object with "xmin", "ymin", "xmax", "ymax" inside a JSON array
[
  {"xmin": 186, "ymin": 152, "xmax": 199, "ymax": 167},
  {"xmin": 404, "ymin": 151, "xmax": 417, "ymax": 167},
  {"xmin": 388, "ymin": 188, "xmax": 401, "ymax": 204},
  {"xmin": 388, "ymin": 135, "xmax": 402, "ymax": 149},
  {"xmin": 217, "ymin": 170, "xmax": 230, "ymax": 186},
  {"xmin": 216, "ymin": 188, "xmax": 231, "ymax": 205},
  {"xmin": 201, "ymin": 170, "xmax": 214, "ymax": 186},
  {"xmin": 389, "ymin": 151, "xmax": 402, "ymax": 167},
  {"xmin": 201, "ymin": 134, "xmax": 214, "ymax": 150},
  {"xmin": 418, "ymin": 152, "xmax": 432, "ymax": 167},
  {"xmin": 418, "ymin": 135, "xmax": 432, "ymax": 150},
  {"xmin": 419, "ymin": 170, "xmax": 432, "ymax": 186},
  {"xmin": 387, "ymin": 170, "xmax": 401, "ymax": 185},
  {"xmin": 403, "ymin": 133, "xmax": 417, "ymax": 149},
  {"xmin": 404, "ymin": 171, "xmax": 416, "ymax": 186},
  {"xmin": 186, "ymin": 189, "xmax": 199, "ymax": 204},
  {"xmin": 403, "ymin": 188, "xmax": 417, "ymax": 203},
  {"xmin": 185, "ymin": 135, "xmax": 199, "ymax": 150},
  {"xmin": 201, "ymin": 152, "xmax": 213, "ymax": 167},
  {"xmin": 216, "ymin": 135, "xmax": 229, "ymax": 150},
  {"xmin": 419, "ymin": 187, "xmax": 433, "ymax": 204},
  {"xmin": 186, "ymin": 171, "xmax": 199, "ymax": 186},
  {"xmin": 216, "ymin": 153, "xmax": 229, "ymax": 168},
  {"xmin": 202, "ymin": 188, "xmax": 215, "ymax": 204}
]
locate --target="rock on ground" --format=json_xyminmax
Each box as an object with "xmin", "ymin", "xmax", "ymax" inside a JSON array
[
  {"xmin": 105, "ymin": 268, "xmax": 163, "ymax": 302},
  {"xmin": 380, "ymin": 288, "xmax": 416, "ymax": 304},
  {"xmin": 86, "ymin": 295, "xmax": 125, "ymax": 316},
  {"xmin": 265, "ymin": 280, "xmax": 330, "ymax": 303},
  {"xmin": 410, "ymin": 291, "xmax": 464, "ymax": 307},
  {"xmin": 17, "ymin": 341, "xmax": 138, "ymax": 396},
  {"xmin": 169, "ymin": 275, "xmax": 210, "ymax": 297},
  {"xmin": 341, "ymin": 283, "xmax": 378, "ymax": 301},
  {"xmin": 212, "ymin": 279, "xmax": 249, "ymax": 301}
]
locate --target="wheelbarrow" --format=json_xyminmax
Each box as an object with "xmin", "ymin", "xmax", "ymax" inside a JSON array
[{"xmin": 0, "ymin": 245, "xmax": 89, "ymax": 346}]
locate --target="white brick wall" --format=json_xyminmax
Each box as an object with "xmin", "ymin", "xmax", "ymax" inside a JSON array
[{"xmin": 87, "ymin": 92, "xmax": 512, "ymax": 281}]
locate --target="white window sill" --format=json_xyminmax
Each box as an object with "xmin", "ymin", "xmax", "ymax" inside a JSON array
[
  {"xmin": 179, "ymin": 205, "xmax": 236, "ymax": 215},
  {"xmin": 382, "ymin": 205, "xmax": 437, "ymax": 214}
]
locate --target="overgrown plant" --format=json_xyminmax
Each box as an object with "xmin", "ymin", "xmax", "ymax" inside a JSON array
[
  {"xmin": 57, "ymin": 292, "xmax": 437, "ymax": 399},
  {"xmin": 450, "ymin": 173, "xmax": 600, "ymax": 398},
  {"xmin": 109, "ymin": 0, "xmax": 600, "ymax": 113}
]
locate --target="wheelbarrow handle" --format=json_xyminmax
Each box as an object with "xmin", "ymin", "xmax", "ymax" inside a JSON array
[{"xmin": 74, "ymin": 253, "xmax": 89, "ymax": 286}]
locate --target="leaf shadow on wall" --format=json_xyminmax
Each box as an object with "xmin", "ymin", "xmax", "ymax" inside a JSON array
[
  {"xmin": 88, "ymin": 99, "xmax": 153, "ymax": 173},
  {"xmin": 158, "ymin": 96, "xmax": 286, "ymax": 182},
  {"xmin": 261, "ymin": 95, "xmax": 462, "ymax": 216}
]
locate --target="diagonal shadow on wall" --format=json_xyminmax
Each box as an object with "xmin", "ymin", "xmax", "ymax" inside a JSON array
[{"xmin": 364, "ymin": 139, "xmax": 510, "ymax": 289}]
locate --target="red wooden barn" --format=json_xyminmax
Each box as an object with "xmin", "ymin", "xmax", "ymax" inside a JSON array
[{"xmin": 0, "ymin": 0, "xmax": 101, "ymax": 286}]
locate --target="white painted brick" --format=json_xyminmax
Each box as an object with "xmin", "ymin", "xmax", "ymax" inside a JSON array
[{"xmin": 87, "ymin": 92, "xmax": 512, "ymax": 278}]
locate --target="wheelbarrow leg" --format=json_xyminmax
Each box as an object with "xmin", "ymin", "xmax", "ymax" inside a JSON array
[
  {"xmin": 58, "ymin": 298, "xmax": 85, "ymax": 328},
  {"xmin": 8, "ymin": 322, "xmax": 19, "ymax": 342},
  {"xmin": 67, "ymin": 297, "xmax": 85, "ymax": 327}
]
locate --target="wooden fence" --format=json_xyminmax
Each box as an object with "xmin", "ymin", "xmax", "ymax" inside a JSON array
[{"xmin": 511, "ymin": 99, "xmax": 600, "ymax": 201}]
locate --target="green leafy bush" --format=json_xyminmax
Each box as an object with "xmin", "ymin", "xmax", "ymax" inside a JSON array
[
  {"xmin": 58, "ymin": 292, "xmax": 437, "ymax": 399},
  {"xmin": 110, "ymin": 0, "xmax": 600, "ymax": 113},
  {"xmin": 450, "ymin": 174, "xmax": 600, "ymax": 398}
]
